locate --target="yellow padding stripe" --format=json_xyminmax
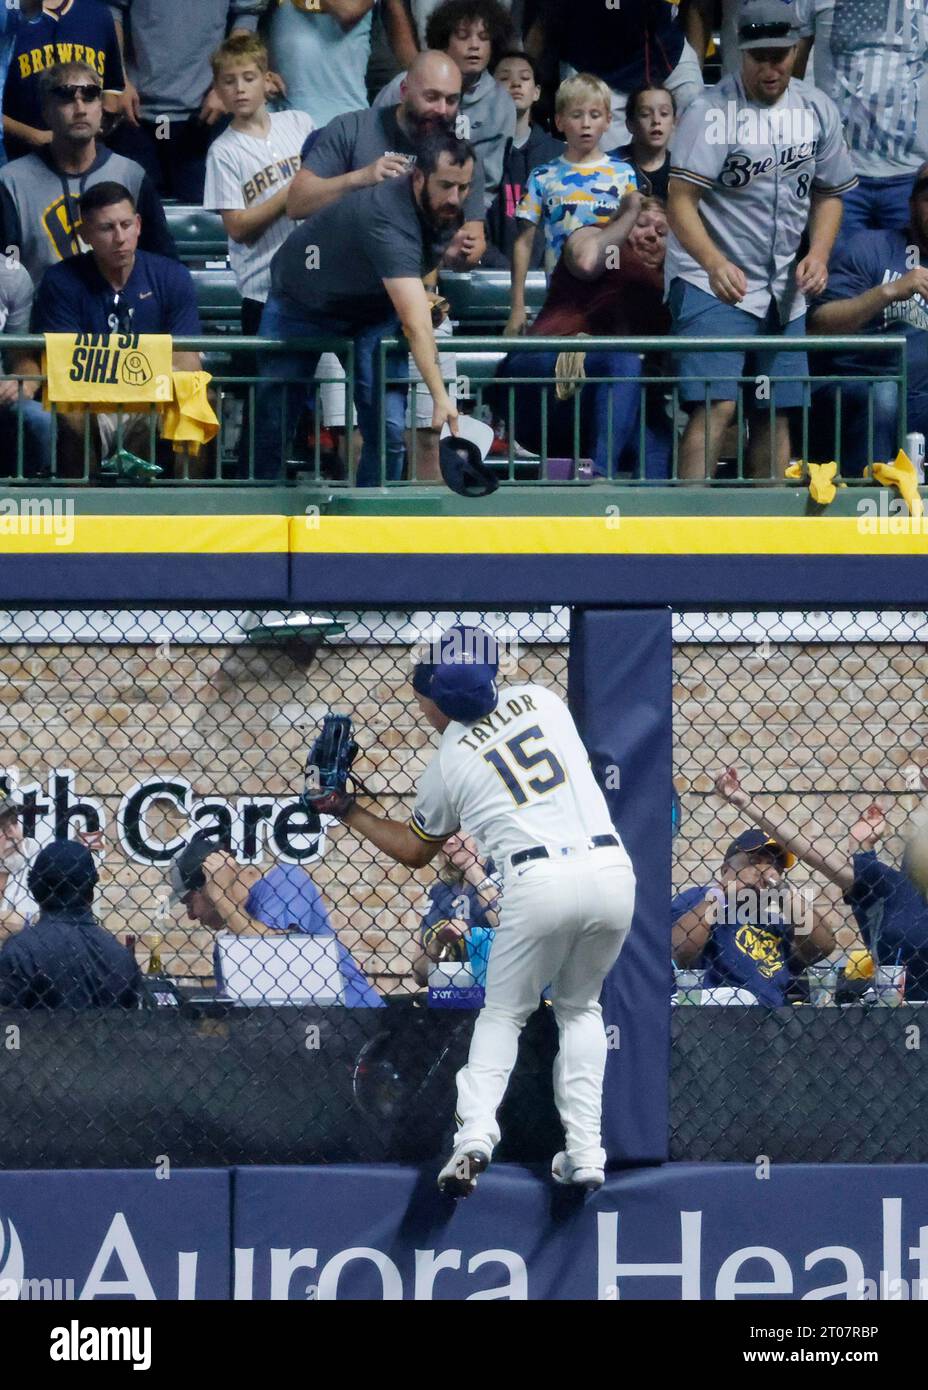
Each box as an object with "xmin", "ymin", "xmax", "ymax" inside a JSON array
[
  {"xmin": 290, "ymin": 515, "xmax": 928, "ymax": 556},
  {"xmin": 0, "ymin": 515, "xmax": 288, "ymax": 555}
]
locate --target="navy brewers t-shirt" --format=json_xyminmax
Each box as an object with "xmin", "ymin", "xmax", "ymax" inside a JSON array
[
  {"xmin": 813, "ymin": 227, "xmax": 928, "ymax": 423},
  {"xmin": 671, "ymin": 882, "xmax": 794, "ymax": 1006},
  {"xmin": 843, "ymin": 850, "xmax": 928, "ymax": 1000},
  {"xmin": 34, "ymin": 248, "xmax": 201, "ymax": 335}
]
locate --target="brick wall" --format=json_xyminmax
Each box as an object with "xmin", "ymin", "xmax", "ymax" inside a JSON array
[{"xmin": 1, "ymin": 638, "xmax": 566, "ymax": 990}]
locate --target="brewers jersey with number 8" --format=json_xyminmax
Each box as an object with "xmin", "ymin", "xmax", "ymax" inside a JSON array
[{"xmin": 411, "ymin": 682, "xmax": 631, "ymax": 872}]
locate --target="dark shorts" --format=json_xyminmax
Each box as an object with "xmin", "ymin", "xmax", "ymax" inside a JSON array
[{"xmin": 668, "ymin": 278, "xmax": 809, "ymax": 409}]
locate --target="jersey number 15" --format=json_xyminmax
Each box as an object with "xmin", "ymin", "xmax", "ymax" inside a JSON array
[{"xmin": 483, "ymin": 726, "xmax": 566, "ymax": 805}]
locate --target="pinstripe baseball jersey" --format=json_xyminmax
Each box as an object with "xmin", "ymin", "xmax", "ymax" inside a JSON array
[
  {"xmin": 665, "ymin": 73, "xmax": 857, "ymax": 321},
  {"xmin": 830, "ymin": 0, "xmax": 928, "ymax": 178},
  {"xmin": 409, "ymin": 683, "xmax": 631, "ymax": 872}
]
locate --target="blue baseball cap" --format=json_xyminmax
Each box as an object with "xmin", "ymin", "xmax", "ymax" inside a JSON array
[
  {"xmin": 28, "ymin": 839, "xmax": 98, "ymax": 910},
  {"xmin": 412, "ymin": 625, "xmax": 499, "ymax": 722},
  {"xmin": 723, "ymin": 828, "xmax": 797, "ymax": 871}
]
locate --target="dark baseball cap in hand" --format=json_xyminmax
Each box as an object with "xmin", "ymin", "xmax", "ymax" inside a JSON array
[{"xmin": 738, "ymin": 0, "xmax": 801, "ymax": 48}]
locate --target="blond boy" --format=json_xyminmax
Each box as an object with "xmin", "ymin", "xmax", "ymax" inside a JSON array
[
  {"xmin": 505, "ymin": 73, "xmax": 638, "ymax": 336},
  {"xmin": 204, "ymin": 35, "xmax": 314, "ymax": 335}
]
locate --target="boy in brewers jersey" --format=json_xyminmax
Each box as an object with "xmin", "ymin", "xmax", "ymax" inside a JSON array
[
  {"xmin": 306, "ymin": 625, "xmax": 636, "ymax": 1197},
  {"xmin": 204, "ymin": 34, "xmax": 314, "ymax": 336}
]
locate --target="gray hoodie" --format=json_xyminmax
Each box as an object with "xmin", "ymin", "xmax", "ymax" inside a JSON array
[{"xmin": 109, "ymin": 0, "xmax": 266, "ymax": 119}]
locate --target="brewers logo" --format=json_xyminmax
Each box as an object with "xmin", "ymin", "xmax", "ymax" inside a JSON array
[
  {"xmin": 734, "ymin": 924, "xmax": 785, "ymax": 978},
  {"xmin": 67, "ymin": 334, "xmax": 152, "ymax": 388}
]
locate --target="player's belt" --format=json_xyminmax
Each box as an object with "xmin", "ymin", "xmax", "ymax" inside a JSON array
[{"xmin": 510, "ymin": 834, "xmax": 619, "ymax": 868}]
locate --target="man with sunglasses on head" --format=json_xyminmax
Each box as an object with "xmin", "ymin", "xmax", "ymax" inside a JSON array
[{"xmin": 0, "ymin": 61, "xmax": 174, "ymax": 287}]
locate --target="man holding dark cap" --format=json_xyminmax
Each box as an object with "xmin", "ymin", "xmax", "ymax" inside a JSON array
[
  {"xmin": 666, "ymin": 0, "xmax": 857, "ymax": 479},
  {"xmin": 672, "ymin": 767, "xmax": 837, "ymax": 1005},
  {"xmin": 809, "ymin": 162, "xmax": 928, "ymax": 470},
  {"xmin": 168, "ymin": 830, "xmax": 383, "ymax": 1007},
  {"xmin": 304, "ymin": 623, "xmax": 636, "ymax": 1197},
  {"xmin": 0, "ymin": 840, "xmax": 140, "ymax": 1009}
]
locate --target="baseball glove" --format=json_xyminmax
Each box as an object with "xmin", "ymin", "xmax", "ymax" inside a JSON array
[{"xmin": 301, "ymin": 714, "xmax": 360, "ymax": 819}]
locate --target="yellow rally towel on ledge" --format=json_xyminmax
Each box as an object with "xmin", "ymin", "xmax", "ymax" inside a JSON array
[
  {"xmin": 42, "ymin": 334, "xmax": 218, "ymax": 454},
  {"xmin": 43, "ymin": 333, "xmax": 173, "ymax": 410}
]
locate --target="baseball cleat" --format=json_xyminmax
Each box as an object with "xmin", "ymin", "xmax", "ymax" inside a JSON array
[
  {"xmin": 551, "ymin": 1151, "xmax": 605, "ymax": 1192},
  {"xmin": 437, "ymin": 1143, "xmax": 492, "ymax": 1198}
]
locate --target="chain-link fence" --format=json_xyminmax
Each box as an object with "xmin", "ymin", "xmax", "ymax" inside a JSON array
[
  {"xmin": 3, "ymin": 604, "xmax": 927, "ymax": 1167},
  {"xmin": 671, "ymin": 610, "xmax": 928, "ymax": 1161},
  {"xmin": 0, "ymin": 607, "xmax": 568, "ymax": 1166}
]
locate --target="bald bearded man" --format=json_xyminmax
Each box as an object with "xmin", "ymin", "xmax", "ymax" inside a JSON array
[{"xmin": 287, "ymin": 49, "xmax": 486, "ymax": 268}]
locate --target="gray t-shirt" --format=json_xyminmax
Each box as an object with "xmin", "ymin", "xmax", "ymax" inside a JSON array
[
  {"xmin": 109, "ymin": 0, "xmax": 265, "ymax": 118},
  {"xmin": 374, "ymin": 69, "xmax": 516, "ymax": 207},
  {"xmin": 302, "ymin": 104, "xmax": 485, "ymax": 222},
  {"xmin": 271, "ymin": 173, "xmax": 440, "ymax": 324}
]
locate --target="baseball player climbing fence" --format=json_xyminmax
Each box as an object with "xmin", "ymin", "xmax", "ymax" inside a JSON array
[{"xmin": 0, "ymin": 605, "xmax": 925, "ymax": 1169}]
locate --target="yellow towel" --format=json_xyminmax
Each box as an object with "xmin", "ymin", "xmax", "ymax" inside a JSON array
[
  {"xmin": 784, "ymin": 460, "xmax": 840, "ymax": 505},
  {"xmin": 868, "ymin": 450, "xmax": 924, "ymax": 521},
  {"xmin": 43, "ymin": 333, "xmax": 173, "ymax": 412},
  {"xmin": 161, "ymin": 371, "xmax": 219, "ymax": 455}
]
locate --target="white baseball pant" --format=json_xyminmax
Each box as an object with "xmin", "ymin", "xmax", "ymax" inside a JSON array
[{"xmin": 453, "ymin": 844, "xmax": 636, "ymax": 1170}]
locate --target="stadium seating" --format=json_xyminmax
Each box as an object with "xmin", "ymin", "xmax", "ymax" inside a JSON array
[{"xmin": 166, "ymin": 205, "xmax": 228, "ymax": 264}]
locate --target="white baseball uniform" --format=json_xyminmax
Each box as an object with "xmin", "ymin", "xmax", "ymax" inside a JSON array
[{"xmin": 410, "ymin": 682, "xmax": 636, "ymax": 1170}]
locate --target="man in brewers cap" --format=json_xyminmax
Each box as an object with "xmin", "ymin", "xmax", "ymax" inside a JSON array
[
  {"xmin": 0, "ymin": 840, "xmax": 140, "ymax": 1009},
  {"xmin": 168, "ymin": 831, "xmax": 383, "ymax": 1007},
  {"xmin": 305, "ymin": 624, "xmax": 637, "ymax": 1196},
  {"xmin": 666, "ymin": 0, "xmax": 857, "ymax": 479},
  {"xmin": 672, "ymin": 767, "xmax": 836, "ymax": 1005}
]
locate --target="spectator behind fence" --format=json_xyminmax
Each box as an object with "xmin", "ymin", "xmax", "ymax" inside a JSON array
[
  {"xmin": 2, "ymin": 0, "xmax": 125, "ymax": 161},
  {"xmin": 169, "ymin": 831, "xmax": 384, "ymax": 1006},
  {"xmin": 807, "ymin": 162, "xmax": 928, "ymax": 474},
  {"xmin": 614, "ymin": 83, "xmax": 675, "ymax": 202},
  {"xmin": 505, "ymin": 72, "xmax": 637, "ymax": 336},
  {"xmin": 482, "ymin": 49, "xmax": 564, "ymax": 270},
  {"xmin": 204, "ymin": 33, "xmax": 314, "ymax": 337},
  {"xmin": 0, "ymin": 840, "xmax": 140, "ymax": 1009},
  {"xmin": 374, "ymin": 0, "xmax": 516, "ymax": 209},
  {"xmin": 261, "ymin": 129, "xmax": 474, "ymax": 485},
  {"xmin": 671, "ymin": 824, "xmax": 835, "ymax": 1006},
  {"xmin": 526, "ymin": 0, "xmax": 703, "ymax": 152},
  {"xmin": 412, "ymin": 832, "xmax": 498, "ymax": 986},
  {"xmin": 0, "ymin": 791, "xmax": 40, "ymax": 943},
  {"xmin": 715, "ymin": 766, "xmax": 928, "ymax": 1001},
  {"xmin": 665, "ymin": 0, "xmax": 856, "ymax": 480},
  {"xmin": 0, "ymin": 61, "xmax": 175, "ymax": 288},
  {"xmin": 828, "ymin": 0, "xmax": 928, "ymax": 243},
  {"xmin": 0, "ymin": 260, "xmax": 51, "ymax": 478},
  {"xmin": 500, "ymin": 193, "xmax": 674, "ymax": 477},
  {"xmin": 33, "ymin": 181, "xmax": 202, "ymax": 470},
  {"xmin": 107, "ymin": 0, "xmax": 278, "ymax": 203}
]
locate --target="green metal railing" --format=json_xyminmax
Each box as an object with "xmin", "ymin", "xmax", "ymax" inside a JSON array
[
  {"xmin": 0, "ymin": 333, "xmax": 908, "ymax": 486},
  {"xmin": 382, "ymin": 334, "xmax": 909, "ymax": 487}
]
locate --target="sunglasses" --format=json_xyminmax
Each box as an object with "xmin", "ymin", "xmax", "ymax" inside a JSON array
[{"xmin": 51, "ymin": 83, "xmax": 103, "ymax": 103}]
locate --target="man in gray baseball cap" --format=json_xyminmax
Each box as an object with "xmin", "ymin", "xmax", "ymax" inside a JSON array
[{"xmin": 665, "ymin": 0, "xmax": 856, "ymax": 480}]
